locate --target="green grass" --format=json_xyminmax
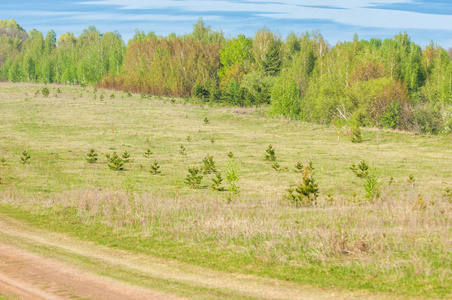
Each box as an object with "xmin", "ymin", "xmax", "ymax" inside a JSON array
[{"xmin": 0, "ymin": 83, "xmax": 452, "ymax": 298}]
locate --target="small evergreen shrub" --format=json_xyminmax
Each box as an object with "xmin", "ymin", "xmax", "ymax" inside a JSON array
[
  {"xmin": 202, "ymin": 154, "xmax": 216, "ymax": 174},
  {"xmin": 203, "ymin": 117, "xmax": 210, "ymax": 125},
  {"xmin": 110, "ymin": 93, "xmax": 115, "ymax": 99},
  {"xmin": 179, "ymin": 144, "xmax": 186, "ymax": 155},
  {"xmin": 350, "ymin": 160, "xmax": 369, "ymax": 178},
  {"xmin": 86, "ymin": 148, "xmax": 98, "ymax": 163},
  {"xmin": 150, "ymin": 160, "xmax": 161, "ymax": 174},
  {"xmin": 294, "ymin": 161, "xmax": 303, "ymax": 173},
  {"xmin": 408, "ymin": 174, "xmax": 415, "ymax": 187},
  {"xmin": 227, "ymin": 151, "xmax": 234, "ymax": 159},
  {"xmin": 264, "ymin": 144, "xmax": 276, "ymax": 161},
  {"xmin": 143, "ymin": 148, "xmax": 153, "ymax": 158},
  {"xmin": 272, "ymin": 162, "xmax": 280, "ymax": 171},
  {"xmin": 185, "ymin": 167, "xmax": 203, "ymax": 188},
  {"xmin": 349, "ymin": 125, "xmax": 362, "ymax": 143},
  {"xmin": 285, "ymin": 164, "xmax": 319, "ymax": 207},
  {"xmin": 350, "ymin": 160, "xmax": 379, "ymax": 200},
  {"xmin": 226, "ymin": 159, "xmax": 240, "ymax": 199},
  {"xmin": 20, "ymin": 151, "xmax": 31, "ymax": 164},
  {"xmin": 211, "ymin": 172, "xmax": 225, "ymax": 191},
  {"xmin": 122, "ymin": 151, "xmax": 131, "ymax": 163},
  {"xmin": 41, "ymin": 87, "xmax": 50, "ymax": 98},
  {"xmin": 107, "ymin": 152, "xmax": 124, "ymax": 171},
  {"xmin": 210, "ymin": 138, "xmax": 215, "ymax": 144},
  {"xmin": 186, "ymin": 135, "xmax": 192, "ymax": 142}
]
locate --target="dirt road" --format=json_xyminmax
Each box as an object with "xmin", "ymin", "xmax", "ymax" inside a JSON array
[{"xmin": 0, "ymin": 214, "xmax": 395, "ymax": 299}]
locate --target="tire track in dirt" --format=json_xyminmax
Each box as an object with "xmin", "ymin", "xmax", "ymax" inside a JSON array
[{"xmin": 0, "ymin": 213, "xmax": 399, "ymax": 299}]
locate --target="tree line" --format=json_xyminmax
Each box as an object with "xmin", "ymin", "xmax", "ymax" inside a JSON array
[{"xmin": 1, "ymin": 18, "xmax": 452, "ymax": 133}]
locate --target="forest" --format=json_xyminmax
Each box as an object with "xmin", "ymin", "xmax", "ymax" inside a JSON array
[{"xmin": 1, "ymin": 18, "xmax": 452, "ymax": 134}]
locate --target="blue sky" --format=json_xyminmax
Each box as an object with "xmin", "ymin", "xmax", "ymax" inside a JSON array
[{"xmin": 2, "ymin": 0, "xmax": 452, "ymax": 48}]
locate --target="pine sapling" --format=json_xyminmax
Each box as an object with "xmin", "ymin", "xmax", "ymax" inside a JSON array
[
  {"xmin": 202, "ymin": 154, "xmax": 216, "ymax": 174},
  {"xmin": 264, "ymin": 144, "xmax": 276, "ymax": 161},
  {"xmin": 294, "ymin": 161, "xmax": 304, "ymax": 173},
  {"xmin": 179, "ymin": 144, "xmax": 186, "ymax": 155},
  {"xmin": 144, "ymin": 148, "xmax": 153, "ymax": 158},
  {"xmin": 285, "ymin": 164, "xmax": 319, "ymax": 207},
  {"xmin": 185, "ymin": 167, "xmax": 203, "ymax": 188},
  {"xmin": 86, "ymin": 148, "xmax": 98, "ymax": 163},
  {"xmin": 20, "ymin": 151, "xmax": 31, "ymax": 164},
  {"xmin": 211, "ymin": 172, "xmax": 225, "ymax": 191},
  {"xmin": 107, "ymin": 152, "xmax": 124, "ymax": 171},
  {"xmin": 150, "ymin": 160, "xmax": 161, "ymax": 174},
  {"xmin": 122, "ymin": 151, "xmax": 131, "ymax": 163}
]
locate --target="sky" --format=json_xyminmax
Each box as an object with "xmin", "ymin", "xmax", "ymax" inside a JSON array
[{"xmin": 1, "ymin": 0, "xmax": 452, "ymax": 48}]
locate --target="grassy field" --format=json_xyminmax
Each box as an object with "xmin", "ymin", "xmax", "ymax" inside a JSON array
[{"xmin": 0, "ymin": 82, "xmax": 451, "ymax": 298}]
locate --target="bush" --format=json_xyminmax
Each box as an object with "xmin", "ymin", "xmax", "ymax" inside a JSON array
[
  {"xmin": 86, "ymin": 148, "xmax": 98, "ymax": 163},
  {"xmin": 202, "ymin": 154, "xmax": 216, "ymax": 174},
  {"xmin": 41, "ymin": 87, "xmax": 49, "ymax": 98},
  {"xmin": 264, "ymin": 144, "xmax": 276, "ymax": 161},
  {"xmin": 285, "ymin": 164, "xmax": 318, "ymax": 207},
  {"xmin": 20, "ymin": 151, "xmax": 30, "ymax": 164},
  {"xmin": 193, "ymin": 83, "xmax": 209, "ymax": 99},
  {"xmin": 150, "ymin": 160, "xmax": 161, "ymax": 174},
  {"xmin": 211, "ymin": 172, "xmax": 225, "ymax": 191},
  {"xmin": 185, "ymin": 167, "xmax": 203, "ymax": 188},
  {"xmin": 411, "ymin": 104, "xmax": 442, "ymax": 134},
  {"xmin": 350, "ymin": 160, "xmax": 379, "ymax": 201},
  {"xmin": 107, "ymin": 152, "xmax": 124, "ymax": 171}
]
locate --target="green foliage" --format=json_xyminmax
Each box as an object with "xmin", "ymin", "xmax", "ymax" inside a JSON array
[
  {"xmin": 143, "ymin": 148, "xmax": 153, "ymax": 158},
  {"xmin": 122, "ymin": 151, "xmax": 131, "ymax": 163},
  {"xmin": 349, "ymin": 125, "xmax": 362, "ymax": 143},
  {"xmin": 211, "ymin": 172, "xmax": 225, "ymax": 191},
  {"xmin": 150, "ymin": 160, "xmax": 161, "ymax": 174},
  {"xmin": 285, "ymin": 165, "xmax": 318, "ymax": 207},
  {"xmin": 408, "ymin": 174, "xmax": 416, "ymax": 187},
  {"xmin": 202, "ymin": 154, "xmax": 216, "ymax": 174},
  {"xmin": 271, "ymin": 162, "xmax": 280, "ymax": 171},
  {"xmin": 203, "ymin": 117, "xmax": 210, "ymax": 125},
  {"xmin": 350, "ymin": 160, "xmax": 379, "ymax": 200},
  {"xmin": 86, "ymin": 148, "xmax": 98, "ymax": 163},
  {"xmin": 380, "ymin": 102, "xmax": 401, "ymax": 129},
  {"xmin": 227, "ymin": 151, "xmax": 234, "ymax": 159},
  {"xmin": 41, "ymin": 87, "xmax": 49, "ymax": 97},
  {"xmin": 350, "ymin": 160, "xmax": 369, "ymax": 178},
  {"xmin": 264, "ymin": 144, "xmax": 276, "ymax": 161},
  {"xmin": 270, "ymin": 75, "xmax": 301, "ymax": 119},
  {"xmin": 411, "ymin": 104, "xmax": 442, "ymax": 134},
  {"xmin": 185, "ymin": 167, "xmax": 203, "ymax": 188},
  {"xmin": 225, "ymin": 159, "xmax": 239, "ymax": 195},
  {"xmin": 107, "ymin": 152, "xmax": 124, "ymax": 171},
  {"xmin": 294, "ymin": 161, "xmax": 303, "ymax": 173},
  {"xmin": 20, "ymin": 150, "xmax": 30, "ymax": 164},
  {"xmin": 193, "ymin": 83, "xmax": 209, "ymax": 99},
  {"xmin": 179, "ymin": 144, "xmax": 186, "ymax": 155}
]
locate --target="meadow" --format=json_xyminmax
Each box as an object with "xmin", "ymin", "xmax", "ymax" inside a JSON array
[{"xmin": 0, "ymin": 83, "xmax": 451, "ymax": 298}]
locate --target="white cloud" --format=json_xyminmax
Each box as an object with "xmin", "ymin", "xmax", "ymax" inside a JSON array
[{"xmin": 77, "ymin": 0, "xmax": 452, "ymax": 31}]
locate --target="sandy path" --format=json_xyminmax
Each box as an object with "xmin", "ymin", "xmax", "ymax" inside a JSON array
[
  {"xmin": 0, "ymin": 213, "xmax": 397, "ymax": 300},
  {"xmin": 0, "ymin": 243, "xmax": 174, "ymax": 300}
]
